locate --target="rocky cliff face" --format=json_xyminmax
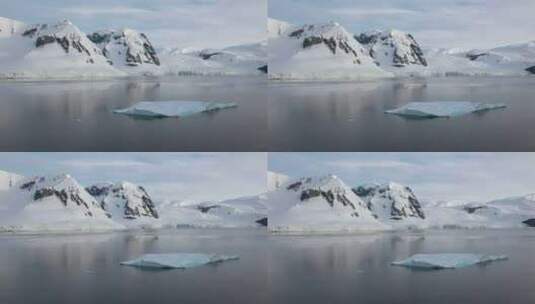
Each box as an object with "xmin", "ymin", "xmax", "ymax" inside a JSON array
[
  {"xmin": 353, "ymin": 182, "xmax": 426, "ymax": 220},
  {"xmin": 86, "ymin": 182, "xmax": 158, "ymax": 220},
  {"xmin": 355, "ymin": 30, "xmax": 427, "ymax": 67},
  {"xmin": 87, "ymin": 29, "xmax": 160, "ymax": 67}
]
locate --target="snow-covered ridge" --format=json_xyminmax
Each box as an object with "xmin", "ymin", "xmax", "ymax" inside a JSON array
[
  {"xmin": 86, "ymin": 181, "xmax": 159, "ymax": 222},
  {"xmin": 353, "ymin": 182, "xmax": 425, "ymax": 221},
  {"xmin": 356, "ymin": 29, "xmax": 427, "ymax": 68}
]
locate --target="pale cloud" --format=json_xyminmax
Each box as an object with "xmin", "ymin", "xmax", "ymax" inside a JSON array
[
  {"xmin": 4, "ymin": 0, "xmax": 266, "ymax": 49},
  {"xmin": 270, "ymin": 0, "xmax": 535, "ymax": 49},
  {"xmin": 269, "ymin": 153, "xmax": 535, "ymax": 203},
  {"xmin": 0, "ymin": 153, "xmax": 267, "ymax": 203}
]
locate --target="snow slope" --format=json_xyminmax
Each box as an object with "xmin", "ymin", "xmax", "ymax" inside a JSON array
[
  {"xmin": 267, "ymin": 175, "xmax": 386, "ymax": 233},
  {"xmin": 87, "ymin": 28, "xmax": 162, "ymax": 76},
  {"xmin": 0, "ymin": 170, "xmax": 24, "ymax": 191},
  {"xmin": 0, "ymin": 174, "xmax": 123, "ymax": 232},
  {"xmin": 268, "ymin": 21, "xmax": 392, "ymax": 80},
  {"xmin": 159, "ymin": 194, "xmax": 268, "ymax": 228},
  {"xmin": 0, "ymin": 19, "xmax": 126, "ymax": 79},
  {"xmin": 86, "ymin": 182, "xmax": 160, "ymax": 228},
  {"xmin": 160, "ymin": 41, "xmax": 267, "ymax": 76}
]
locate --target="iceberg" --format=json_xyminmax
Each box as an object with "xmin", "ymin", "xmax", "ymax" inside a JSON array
[
  {"xmin": 120, "ymin": 253, "xmax": 239, "ymax": 269},
  {"xmin": 113, "ymin": 101, "xmax": 237, "ymax": 118},
  {"xmin": 385, "ymin": 101, "xmax": 506, "ymax": 118},
  {"xmin": 392, "ymin": 253, "xmax": 508, "ymax": 269}
]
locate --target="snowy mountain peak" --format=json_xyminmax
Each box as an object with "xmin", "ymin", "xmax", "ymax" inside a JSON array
[
  {"xmin": 16, "ymin": 174, "xmax": 108, "ymax": 218},
  {"xmin": 286, "ymin": 22, "xmax": 373, "ymax": 64},
  {"xmin": 19, "ymin": 19, "xmax": 111, "ymax": 66},
  {"xmin": 86, "ymin": 181, "xmax": 158, "ymax": 221},
  {"xmin": 282, "ymin": 174, "xmax": 370, "ymax": 212},
  {"xmin": 87, "ymin": 28, "xmax": 160, "ymax": 67},
  {"xmin": 353, "ymin": 182, "xmax": 425, "ymax": 220},
  {"xmin": 355, "ymin": 29, "xmax": 427, "ymax": 67}
]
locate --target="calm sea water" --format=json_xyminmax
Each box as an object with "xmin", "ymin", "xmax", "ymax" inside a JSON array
[
  {"xmin": 0, "ymin": 76, "xmax": 267, "ymax": 151},
  {"xmin": 268, "ymin": 77, "xmax": 535, "ymax": 151},
  {"xmin": 1, "ymin": 229, "xmax": 534, "ymax": 304}
]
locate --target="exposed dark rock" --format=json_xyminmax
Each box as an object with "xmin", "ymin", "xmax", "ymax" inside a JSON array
[
  {"xmin": 35, "ymin": 35, "xmax": 56, "ymax": 48},
  {"xmin": 33, "ymin": 188, "xmax": 69, "ymax": 206},
  {"xmin": 257, "ymin": 65, "xmax": 268, "ymax": 73},
  {"xmin": 22, "ymin": 28, "xmax": 38, "ymax": 37},
  {"xmin": 523, "ymin": 219, "xmax": 535, "ymax": 227},
  {"xmin": 464, "ymin": 205, "xmax": 487, "ymax": 214},
  {"xmin": 197, "ymin": 205, "xmax": 220, "ymax": 213},
  {"xmin": 286, "ymin": 181, "xmax": 302, "ymax": 191},
  {"xmin": 200, "ymin": 52, "xmax": 222, "ymax": 60},
  {"xmin": 467, "ymin": 53, "xmax": 488, "ymax": 61},
  {"xmin": 256, "ymin": 217, "xmax": 268, "ymax": 227},
  {"xmin": 300, "ymin": 189, "xmax": 322, "ymax": 201},
  {"xmin": 303, "ymin": 36, "xmax": 323, "ymax": 49},
  {"xmin": 20, "ymin": 181, "xmax": 36, "ymax": 191},
  {"xmin": 289, "ymin": 29, "xmax": 304, "ymax": 38},
  {"xmin": 526, "ymin": 66, "xmax": 535, "ymax": 74}
]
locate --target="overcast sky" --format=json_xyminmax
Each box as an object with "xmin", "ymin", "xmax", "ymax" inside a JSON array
[
  {"xmin": 3, "ymin": 0, "xmax": 266, "ymax": 49},
  {"xmin": 269, "ymin": 153, "xmax": 535, "ymax": 203},
  {"xmin": 0, "ymin": 153, "xmax": 267, "ymax": 203},
  {"xmin": 269, "ymin": 0, "xmax": 535, "ymax": 49}
]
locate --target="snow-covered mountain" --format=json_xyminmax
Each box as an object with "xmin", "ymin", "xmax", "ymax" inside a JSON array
[
  {"xmin": 158, "ymin": 194, "xmax": 268, "ymax": 228},
  {"xmin": 0, "ymin": 174, "xmax": 122, "ymax": 232},
  {"xmin": 0, "ymin": 17, "xmax": 25, "ymax": 38},
  {"xmin": 86, "ymin": 182, "xmax": 159, "ymax": 227},
  {"xmin": 268, "ymin": 21, "xmax": 391, "ymax": 80},
  {"xmin": 160, "ymin": 41, "xmax": 267, "ymax": 76},
  {"xmin": 268, "ymin": 18, "xmax": 294, "ymax": 39},
  {"xmin": 87, "ymin": 29, "xmax": 162, "ymax": 75},
  {"xmin": 0, "ymin": 16, "xmax": 266, "ymax": 79},
  {"xmin": 355, "ymin": 30, "xmax": 427, "ymax": 69},
  {"xmin": 0, "ymin": 19, "xmax": 125, "ymax": 79},
  {"xmin": 353, "ymin": 182, "xmax": 425, "ymax": 221},
  {"xmin": 268, "ymin": 18, "xmax": 535, "ymax": 79},
  {"xmin": 267, "ymin": 175, "xmax": 386, "ymax": 233},
  {"xmin": 0, "ymin": 170, "xmax": 24, "ymax": 191}
]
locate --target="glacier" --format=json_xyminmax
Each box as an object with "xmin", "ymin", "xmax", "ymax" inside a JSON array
[
  {"xmin": 113, "ymin": 101, "xmax": 237, "ymax": 118},
  {"xmin": 385, "ymin": 101, "xmax": 506, "ymax": 118},
  {"xmin": 392, "ymin": 253, "xmax": 508, "ymax": 269},
  {"xmin": 120, "ymin": 253, "xmax": 239, "ymax": 269}
]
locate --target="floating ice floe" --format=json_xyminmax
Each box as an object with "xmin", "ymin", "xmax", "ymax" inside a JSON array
[
  {"xmin": 392, "ymin": 253, "xmax": 508, "ymax": 269},
  {"xmin": 385, "ymin": 101, "xmax": 506, "ymax": 118},
  {"xmin": 120, "ymin": 253, "xmax": 239, "ymax": 269},
  {"xmin": 113, "ymin": 101, "xmax": 237, "ymax": 118}
]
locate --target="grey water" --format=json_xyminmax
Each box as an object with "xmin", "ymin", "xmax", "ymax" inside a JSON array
[
  {"xmin": 268, "ymin": 77, "xmax": 535, "ymax": 151},
  {"xmin": 0, "ymin": 76, "xmax": 267, "ymax": 151},
  {"xmin": 1, "ymin": 229, "xmax": 534, "ymax": 304}
]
